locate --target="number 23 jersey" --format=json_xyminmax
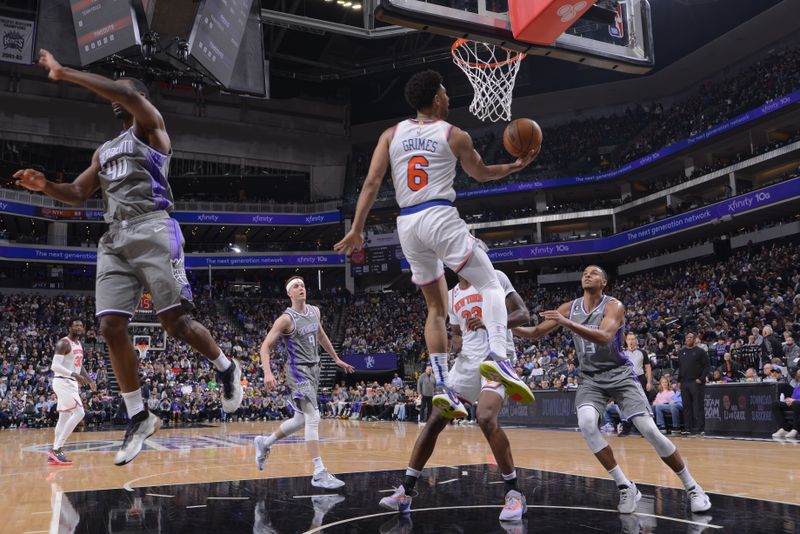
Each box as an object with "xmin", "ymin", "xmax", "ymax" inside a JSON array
[
  {"xmin": 389, "ymin": 119, "xmax": 457, "ymax": 208},
  {"xmin": 448, "ymin": 270, "xmax": 516, "ymax": 358}
]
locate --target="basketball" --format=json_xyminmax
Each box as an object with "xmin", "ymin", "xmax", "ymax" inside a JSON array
[{"xmin": 503, "ymin": 118, "xmax": 542, "ymax": 158}]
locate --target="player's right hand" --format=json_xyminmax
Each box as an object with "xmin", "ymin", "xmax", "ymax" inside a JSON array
[
  {"xmin": 38, "ymin": 49, "xmax": 64, "ymax": 81},
  {"xmin": 263, "ymin": 371, "xmax": 278, "ymax": 391},
  {"xmin": 333, "ymin": 230, "xmax": 364, "ymax": 256},
  {"xmin": 72, "ymin": 373, "xmax": 90, "ymax": 387},
  {"xmin": 509, "ymin": 146, "xmax": 541, "ymax": 172},
  {"xmin": 13, "ymin": 168, "xmax": 46, "ymax": 191}
]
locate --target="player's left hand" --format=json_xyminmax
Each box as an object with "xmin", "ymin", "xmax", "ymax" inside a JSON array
[
  {"xmin": 509, "ymin": 146, "xmax": 541, "ymax": 172},
  {"xmin": 539, "ymin": 309, "xmax": 568, "ymax": 325},
  {"xmin": 336, "ymin": 359, "xmax": 355, "ymax": 373},
  {"xmin": 38, "ymin": 49, "xmax": 64, "ymax": 81},
  {"xmin": 333, "ymin": 230, "xmax": 364, "ymax": 256},
  {"xmin": 466, "ymin": 316, "xmax": 485, "ymax": 331}
]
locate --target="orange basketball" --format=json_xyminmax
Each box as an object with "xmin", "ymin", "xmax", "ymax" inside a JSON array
[{"xmin": 503, "ymin": 118, "xmax": 542, "ymax": 158}]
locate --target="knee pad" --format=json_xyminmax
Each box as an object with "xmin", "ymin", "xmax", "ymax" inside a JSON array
[
  {"xmin": 577, "ymin": 405, "xmax": 608, "ymax": 454},
  {"xmin": 632, "ymin": 415, "xmax": 676, "ymax": 457},
  {"xmin": 279, "ymin": 411, "xmax": 305, "ymax": 436},
  {"xmin": 304, "ymin": 408, "xmax": 321, "ymax": 442}
]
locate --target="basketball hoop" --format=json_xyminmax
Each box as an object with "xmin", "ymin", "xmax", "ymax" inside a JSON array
[
  {"xmin": 451, "ymin": 39, "xmax": 526, "ymax": 122},
  {"xmin": 135, "ymin": 341, "xmax": 149, "ymax": 360}
]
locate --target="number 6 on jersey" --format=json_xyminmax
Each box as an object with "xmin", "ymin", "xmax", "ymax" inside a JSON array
[{"xmin": 407, "ymin": 155, "xmax": 429, "ymax": 191}]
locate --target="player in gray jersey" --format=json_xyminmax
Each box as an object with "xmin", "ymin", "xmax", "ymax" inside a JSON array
[
  {"xmin": 13, "ymin": 49, "xmax": 243, "ymax": 466},
  {"xmin": 514, "ymin": 265, "xmax": 711, "ymax": 516},
  {"xmin": 255, "ymin": 276, "xmax": 354, "ymax": 489}
]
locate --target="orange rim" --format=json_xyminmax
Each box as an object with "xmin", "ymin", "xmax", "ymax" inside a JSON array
[{"xmin": 451, "ymin": 38, "xmax": 526, "ymax": 69}]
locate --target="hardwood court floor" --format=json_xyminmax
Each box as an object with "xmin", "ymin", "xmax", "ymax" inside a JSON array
[{"xmin": 3, "ymin": 420, "xmax": 799, "ymax": 533}]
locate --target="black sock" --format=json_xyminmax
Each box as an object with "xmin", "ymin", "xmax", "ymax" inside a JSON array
[
  {"xmin": 402, "ymin": 474, "xmax": 419, "ymax": 494},
  {"xmin": 504, "ymin": 476, "xmax": 518, "ymax": 492}
]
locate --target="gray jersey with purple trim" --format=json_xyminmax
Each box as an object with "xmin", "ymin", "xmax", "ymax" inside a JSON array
[
  {"xmin": 97, "ymin": 128, "xmax": 173, "ymax": 223},
  {"xmin": 283, "ymin": 306, "xmax": 320, "ymax": 366},
  {"xmin": 569, "ymin": 295, "xmax": 629, "ymax": 374}
]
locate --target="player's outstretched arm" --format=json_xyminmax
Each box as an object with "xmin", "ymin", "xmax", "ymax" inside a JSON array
[
  {"xmin": 14, "ymin": 150, "xmax": 101, "ymax": 205},
  {"xmin": 506, "ymin": 291, "xmax": 530, "ymax": 328},
  {"xmin": 314, "ymin": 306, "xmax": 354, "ymax": 373},
  {"xmin": 37, "ymin": 49, "xmax": 169, "ymax": 152},
  {"xmin": 449, "ymin": 127, "xmax": 539, "ymax": 183},
  {"xmin": 513, "ymin": 301, "xmax": 570, "ymax": 339},
  {"xmin": 334, "ymin": 127, "xmax": 392, "ymax": 255},
  {"xmin": 260, "ymin": 315, "xmax": 292, "ymax": 389},
  {"xmin": 541, "ymin": 300, "xmax": 625, "ymax": 346}
]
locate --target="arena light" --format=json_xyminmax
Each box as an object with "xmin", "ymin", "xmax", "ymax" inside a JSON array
[{"xmin": 352, "ymin": 2, "xmax": 362, "ymax": 9}]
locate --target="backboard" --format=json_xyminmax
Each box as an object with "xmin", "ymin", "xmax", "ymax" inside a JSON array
[{"xmin": 375, "ymin": 0, "xmax": 654, "ymax": 73}]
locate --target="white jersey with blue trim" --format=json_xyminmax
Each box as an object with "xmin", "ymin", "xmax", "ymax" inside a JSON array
[
  {"xmin": 389, "ymin": 119, "xmax": 457, "ymax": 209},
  {"xmin": 448, "ymin": 270, "xmax": 516, "ymax": 358}
]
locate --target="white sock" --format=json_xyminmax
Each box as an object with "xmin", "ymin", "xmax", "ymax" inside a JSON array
[
  {"xmin": 405, "ymin": 467, "xmax": 422, "ymax": 478},
  {"xmin": 212, "ymin": 351, "xmax": 232, "ymax": 372},
  {"xmin": 122, "ymin": 389, "xmax": 145, "ymax": 418},
  {"xmin": 53, "ymin": 412, "xmax": 70, "ymax": 449},
  {"xmin": 264, "ymin": 432, "xmax": 280, "ymax": 447},
  {"xmin": 676, "ymin": 466, "xmax": 697, "ymax": 490},
  {"xmin": 312, "ymin": 456, "xmax": 325, "ymax": 474},
  {"xmin": 502, "ymin": 470, "xmax": 517, "ymax": 481},
  {"xmin": 430, "ymin": 353, "xmax": 449, "ymax": 384},
  {"xmin": 608, "ymin": 465, "xmax": 632, "ymax": 488},
  {"xmin": 481, "ymin": 285, "xmax": 509, "ymax": 358}
]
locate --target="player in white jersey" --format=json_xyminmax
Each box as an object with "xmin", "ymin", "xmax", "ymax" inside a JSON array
[
  {"xmin": 380, "ymin": 271, "xmax": 531, "ymax": 522},
  {"xmin": 335, "ymin": 70, "xmax": 538, "ymax": 404},
  {"xmin": 48, "ymin": 318, "xmax": 95, "ymax": 465}
]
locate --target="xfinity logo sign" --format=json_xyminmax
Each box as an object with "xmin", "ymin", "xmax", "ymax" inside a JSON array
[
  {"xmin": 251, "ymin": 215, "xmax": 274, "ymax": 223},
  {"xmin": 196, "ymin": 214, "xmax": 219, "ymax": 222},
  {"xmin": 305, "ymin": 215, "xmax": 325, "ymax": 224}
]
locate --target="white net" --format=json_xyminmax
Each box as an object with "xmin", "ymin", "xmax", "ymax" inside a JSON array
[{"xmin": 451, "ymin": 39, "xmax": 525, "ymax": 122}]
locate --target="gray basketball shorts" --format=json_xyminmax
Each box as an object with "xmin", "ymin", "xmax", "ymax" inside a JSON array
[
  {"xmin": 287, "ymin": 363, "xmax": 321, "ymax": 411},
  {"xmin": 95, "ymin": 211, "xmax": 193, "ymax": 318},
  {"xmin": 576, "ymin": 365, "xmax": 653, "ymax": 422}
]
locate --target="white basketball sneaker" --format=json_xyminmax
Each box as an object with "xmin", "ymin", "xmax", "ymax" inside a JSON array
[
  {"xmin": 432, "ymin": 387, "xmax": 468, "ymax": 419},
  {"xmin": 772, "ymin": 428, "xmax": 788, "ymax": 438},
  {"xmin": 687, "ymin": 485, "xmax": 712, "ymax": 512},
  {"xmin": 785, "ymin": 429, "xmax": 798, "ymax": 440},
  {"xmin": 499, "ymin": 490, "xmax": 527, "ymax": 521},
  {"xmin": 114, "ymin": 410, "xmax": 161, "ymax": 466},
  {"xmin": 379, "ymin": 486, "xmax": 412, "ymax": 513},
  {"xmin": 254, "ymin": 436, "xmax": 272, "ymax": 471},
  {"xmin": 311, "ymin": 469, "xmax": 345, "ymax": 489},
  {"xmin": 617, "ymin": 482, "xmax": 641, "ymax": 514},
  {"xmin": 479, "ymin": 359, "xmax": 535, "ymax": 404},
  {"xmin": 218, "ymin": 358, "xmax": 243, "ymax": 413}
]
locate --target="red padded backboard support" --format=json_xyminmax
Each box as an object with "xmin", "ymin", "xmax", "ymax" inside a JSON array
[{"xmin": 509, "ymin": 0, "xmax": 599, "ymax": 46}]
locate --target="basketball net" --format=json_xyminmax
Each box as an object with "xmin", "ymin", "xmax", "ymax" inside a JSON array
[
  {"xmin": 451, "ymin": 39, "xmax": 525, "ymax": 122},
  {"xmin": 135, "ymin": 342, "xmax": 149, "ymax": 360}
]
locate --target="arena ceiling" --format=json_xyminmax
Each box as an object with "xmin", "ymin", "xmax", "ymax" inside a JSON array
[{"xmin": 262, "ymin": 0, "xmax": 786, "ymax": 122}]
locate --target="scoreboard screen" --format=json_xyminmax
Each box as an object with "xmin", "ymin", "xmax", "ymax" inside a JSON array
[
  {"xmin": 69, "ymin": 0, "xmax": 141, "ymax": 66},
  {"xmin": 188, "ymin": 0, "xmax": 254, "ymax": 87},
  {"xmin": 351, "ymin": 231, "xmax": 405, "ymax": 276}
]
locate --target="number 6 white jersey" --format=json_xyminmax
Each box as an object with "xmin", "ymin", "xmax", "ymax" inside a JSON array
[{"xmin": 389, "ymin": 119, "xmax": 457, "ymax": 208}]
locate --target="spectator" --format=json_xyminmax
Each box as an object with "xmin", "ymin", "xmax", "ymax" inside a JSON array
[
  {"xmin": 416, "ymin": 366, "xmax": 436, "ymax": 422},
  {"xmin": 676, "ymin": 333, "xmax": 710, "ymax": 437},
  {"xmin": 717, "ymin": 352, "xmax": 741, "ymax": 381},
  {"xmin": 771, "ymin": 372, "xmax": 800, "ymax": 440}
]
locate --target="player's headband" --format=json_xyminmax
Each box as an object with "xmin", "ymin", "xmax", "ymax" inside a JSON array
[{"xmin": 286, "ymin": 279, "xmax": 303, "ymax": 292}]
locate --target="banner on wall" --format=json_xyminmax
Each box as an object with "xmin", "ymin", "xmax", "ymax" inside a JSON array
[
  {"xmin": 341, "ymin": 353, "xmax": 397, "ymax": 371},
  {"xmin": 0, "ymin": 16, "xmax": 35, "ymax": 65}
]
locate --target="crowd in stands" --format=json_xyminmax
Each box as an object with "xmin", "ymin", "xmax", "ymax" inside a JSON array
[{"xmin": 0, "ymin": 233, "xmax": 798, "ymax": 433}]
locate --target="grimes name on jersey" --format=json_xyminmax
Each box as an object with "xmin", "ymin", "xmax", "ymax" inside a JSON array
[
  {"xmin": 99, "ymin": 140, "xmax": 134, "ymax": 167},
  {"xmin": 402, "ymin": 138, "xmax": 439, "ymax": 153}
]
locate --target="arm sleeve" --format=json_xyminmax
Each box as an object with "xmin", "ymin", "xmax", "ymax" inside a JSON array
[{"xmin": 51, "ymin": 354, "xmax": 73, "ymax": 377}]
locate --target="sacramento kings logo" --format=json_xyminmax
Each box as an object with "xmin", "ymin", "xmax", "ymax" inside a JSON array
[
  {"xmin": 170, "ymin": 258, "xmax": 189, "ymax": 285},
  {"xmin": 2, "ymin": 30, "xmax": 24, "ymax": 52}
]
